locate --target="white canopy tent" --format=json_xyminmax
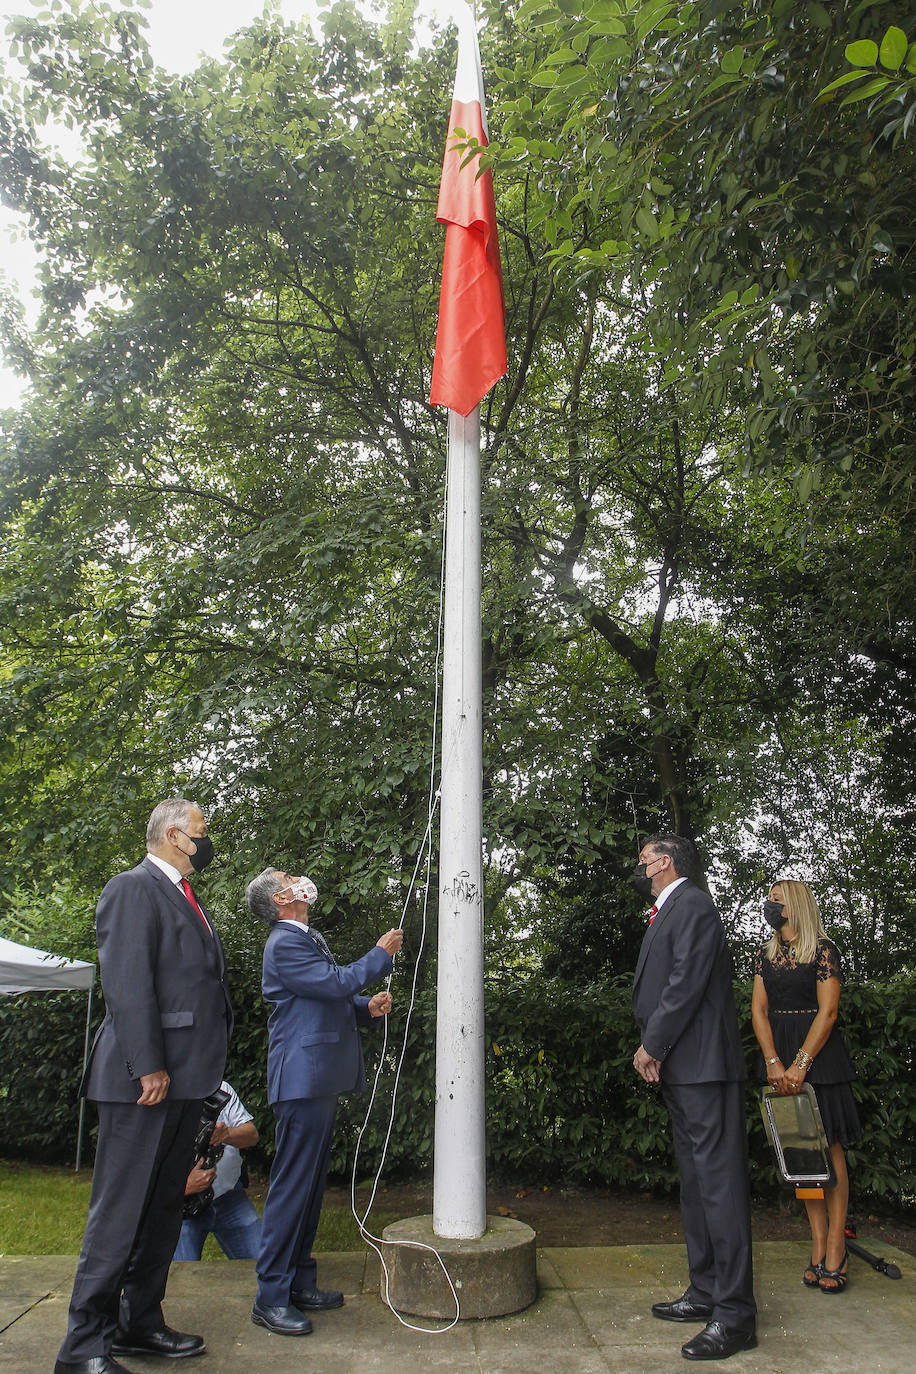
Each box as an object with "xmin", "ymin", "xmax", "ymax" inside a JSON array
[{"xmin": 0, "ymin": 936, "xmax": 97, "ymax": 1168}]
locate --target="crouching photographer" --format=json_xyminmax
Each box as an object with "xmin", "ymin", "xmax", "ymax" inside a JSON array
[{"xmin": 173, "ymin": 1081, "xmax": 262, "ymax": 1261}]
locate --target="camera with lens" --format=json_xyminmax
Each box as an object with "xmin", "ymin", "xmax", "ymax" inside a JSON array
[{"xmin": 182, "ymin": 1085, "xmax": 231, "ymax": 1219}]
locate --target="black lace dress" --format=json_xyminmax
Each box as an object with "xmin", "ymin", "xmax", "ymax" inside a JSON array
[{"xmin": 755, "ymin": 937, "xmax": 862, "ymax": 1146}]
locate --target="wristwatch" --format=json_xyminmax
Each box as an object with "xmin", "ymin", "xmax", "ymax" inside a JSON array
[{"xmin": 766, "ymin": 1056, "xmax": 779, "ymax": 1065}]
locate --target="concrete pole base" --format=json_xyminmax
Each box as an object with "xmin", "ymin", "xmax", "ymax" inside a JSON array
[{"xmin": 378, "ymin": 1214, "xmax": 537, "ymax": 1320}]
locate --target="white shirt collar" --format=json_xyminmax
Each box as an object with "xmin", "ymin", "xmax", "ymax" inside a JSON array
[
  {"xmin": 653, "ymin": 875, "xmax": 688, "ymax": 911},
  {"xmin": 147, "ymin": 852, "xmax": 184, "ymax": 885},
  {"xmin": 277, "ymin": 916, "xmax": 309, "ymax": 928}
]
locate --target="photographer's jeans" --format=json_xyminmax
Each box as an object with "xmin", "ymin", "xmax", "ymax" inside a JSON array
[{"xmin": 173, "ymin": 1182, "xmax": 262, "ymax": 1260}]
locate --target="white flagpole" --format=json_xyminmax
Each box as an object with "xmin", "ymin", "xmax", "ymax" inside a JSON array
[{"xmin": 433, "ymin": 403, "xmax": 486, "ymax": 1240}]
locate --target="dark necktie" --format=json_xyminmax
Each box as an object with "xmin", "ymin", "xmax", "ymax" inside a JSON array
[
  {"xmin": 309, "ymin": 928, "xmax": 335, "ymax": 963},
  {"xmin": 180, "ymin": 877, "xmax": 212, "ymax": 936}
]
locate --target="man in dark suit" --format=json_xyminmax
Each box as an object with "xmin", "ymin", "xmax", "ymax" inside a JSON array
[
  {"xmin": 631, "ymin": 833, "xmax": 756, "ymax": 1362},
  {"xmin": 244, "ymin": 868, "xmax": 402, "ymax": 1336},
  {"xmin": 55, "ymin": 798, "xmax": 233, "ymax": 1374}
]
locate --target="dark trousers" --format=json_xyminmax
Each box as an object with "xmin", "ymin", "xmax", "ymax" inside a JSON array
[
  {"xmin": 662, "ymin": 1080, "xmax": 756, "ymax": 1331},
  {"xmin": 256, "ymin": 1096, "xmax": 337, "ymax": 1307},
  {"xmin": 57, "ymin": 1097, "xmax": 202, "ymax": 1363}
]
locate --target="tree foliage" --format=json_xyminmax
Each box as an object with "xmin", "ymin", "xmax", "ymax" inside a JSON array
[
  {"xmin": 0, "ymin": 0, "xmax": 913, "ymax": 1003},
  {"xmin": 491, "ymin": 1, "xmax": 916, "ymax": 489}
]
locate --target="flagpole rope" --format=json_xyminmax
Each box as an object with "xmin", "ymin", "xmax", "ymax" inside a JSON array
[{"xmin": 348, "ymin": 442, "xmax": 462, "ymax": 1332}]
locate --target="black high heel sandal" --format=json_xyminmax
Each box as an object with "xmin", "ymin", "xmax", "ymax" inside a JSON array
[
  {"xmin": 803, "ymin": 1258, "xmax": 826, "ymax": 1288},
  {"xmin": 819, "ymin": 1249, "xmax": 849, "ymax": 1293}
]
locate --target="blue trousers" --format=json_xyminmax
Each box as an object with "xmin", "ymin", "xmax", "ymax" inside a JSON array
[
  {"xmin": 255, "ymin": 1096, "xmax": 337, "ymax": 1306},
  {"xmin": 173, "ymin": 1181, "xmax": 262, "ymax": 1260}
]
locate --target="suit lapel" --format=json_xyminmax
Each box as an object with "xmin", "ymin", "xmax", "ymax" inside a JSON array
[
  {"xmin": 633, "ymin": 917, "xmax": 656, "ymax": 989},
  {"xmin": 196, "ymin": 892, "xmax": 227, "ymax": 975},
  {"xmin": 141, "ymin": 858, "xmax": 220, "ymax": 965},
  {"xmin": 633, "ymin": 881, "xmax": 690, "ymax": 987},
  {"xmin": 278, "ymin": 922, "xmax": 334, "ymax": 966}
]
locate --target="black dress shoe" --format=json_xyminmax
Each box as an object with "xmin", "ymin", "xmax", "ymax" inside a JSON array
[
  {"xmin": 291, "ymin": 1286, "xmax": 344, "ymax": 1311},
  {"xmin": 250, "ymin": 1302, "xmax": 313, "ymax": 1336},
  {"xmin": 682, "ymin": 1321, "xmax": 758, "ymax": 1361},
  {"xmin": 111, "ymin": 1325, "xmax": 205, "ymax": 1359},
  {"xmin": 652, "ymin": 1294, "xmax": 714, "ymax": 1322},
  {"xmin": 54, "ymin": 1359, "xmax": 137, "ymax": 1374}
]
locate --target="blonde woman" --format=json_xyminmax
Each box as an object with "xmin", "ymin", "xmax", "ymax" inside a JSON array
[{"xmin": 751, "ymin": 879, "xmax": 861, "ymax": 1294}]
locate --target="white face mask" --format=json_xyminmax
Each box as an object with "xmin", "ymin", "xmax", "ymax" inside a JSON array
[{"xmin": 286, "ymin": 876, "xmax": 318, "ymax": 906}]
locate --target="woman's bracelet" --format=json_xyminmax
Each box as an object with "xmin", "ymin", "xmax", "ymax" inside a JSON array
[
  {"xmin": 793, "ymin": 1049, "xmax": 813, "ymax": 1071},
  {"xmin": 766, "ymin": 1056, "xmax": 780, "ymax": 1066}
]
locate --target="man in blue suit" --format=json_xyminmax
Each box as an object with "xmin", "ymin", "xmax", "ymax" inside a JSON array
[{"xmin": 245, "ymin": 867, "xmax": 402, "ymax": 1337}]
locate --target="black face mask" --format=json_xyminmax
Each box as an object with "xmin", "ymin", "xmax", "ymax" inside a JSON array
[
  {"xmin": 763, "ymin": 899, "xmax": 785, "ymax": 930},
  {"xmin": 183, "ymin": 832, "xmax": 215, "ymax": 873},
  {"xmin": 632, "ymin": 863, "xmax": 654, "ymax": 901}
]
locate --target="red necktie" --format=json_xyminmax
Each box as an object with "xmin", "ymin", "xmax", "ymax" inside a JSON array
[
  {"xmin": 647, "ymin": 905, "xmax": 658, "ymax": 925},
  {"xmin": 180, "ymin": 878, "xmax": 212, "ymax": 936}
]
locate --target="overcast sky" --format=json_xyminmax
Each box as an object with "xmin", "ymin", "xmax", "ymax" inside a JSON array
[
  {"xmin": 137, "ymin": 1, "xmax": 320, "ymax": 73},
  {"xmin": 143, "ymin": 0, "xmax": 459, "ymax": 71},
  {"xmin": 2, "ymin": 1, "xmax": 460, "ymax": 74},
  {"xmin": 0, "ymin": 0, "xmax": 461, "ymax": 405}
]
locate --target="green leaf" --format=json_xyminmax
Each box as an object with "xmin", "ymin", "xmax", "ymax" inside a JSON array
[
  {"xmin": 839, "ymin": 75, "xmax": 891, "ymax": 106},
  {"xmin": 818, "ymin": 69, "xmax": 870, "ymax": 100},
  {"xmin": 845, "ymin": 39, "xmax": 879, "ymax": 68},
  {"xmin": 806, "ymin": 3, "xmax": 832, "ymax": 29},
  {"xmin": 528, "ymin": 6, "xmax": 567, "ymax": 28},
  {"xmin": 551, "ymin": 63, "xmax": 591, "ymax": 87},
  {"xmin": 701, "ymin": 72, "xmax": 743, "ymax": 96},
  {"xmin": 588, "ymin": 19, "xmax": 627, "ymax": 36},
  {"xmin": 635, "ymin": 207, "xmax": 659, "ymax": 239},
  {"xmin": 878, "ymin": 26, "xmax": 908, "ymax": 72},
  {"xmin": 635, "ymin": 3, "xmax": 675, "ymax": 44},
  {"xmin": 517, "ymin": 0, "xmax": 562, "ymax": 23},
  {"xmin": 721, "ymin": 46, "xmax": 744, "ymax": 75},
  {"xmin": 589, "ymin": 35, "xmax": 630, "ymax": 62}
]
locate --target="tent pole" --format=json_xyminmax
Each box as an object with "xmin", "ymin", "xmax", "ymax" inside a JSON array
[{"xmin": 75, "ymin": 979, "xmax": 94, "ymax": 1172}]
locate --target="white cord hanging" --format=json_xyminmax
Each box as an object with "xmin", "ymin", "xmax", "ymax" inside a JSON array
[{"xmin": 349, "ymin": 457, "xmax": 462, "ymax": 1332}]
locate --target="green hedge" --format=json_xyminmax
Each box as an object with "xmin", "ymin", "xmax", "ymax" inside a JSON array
[{"xmin": 2, "ymin": 968, "xmax": 913, "ymax": 1209}]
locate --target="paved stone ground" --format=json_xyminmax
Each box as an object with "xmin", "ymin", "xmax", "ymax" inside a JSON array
[{"xmin": 1, "ymin": 1239, "xmax": 912, "ymax": 1373}]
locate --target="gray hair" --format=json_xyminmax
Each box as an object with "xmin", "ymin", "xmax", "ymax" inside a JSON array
[
  {"xmin": 246, "ymin": 868, "xmax": 289, "ymax": 927},
  {"xmin": 147, "ymin": 797, "xmax": 199, "ymax": 849}
]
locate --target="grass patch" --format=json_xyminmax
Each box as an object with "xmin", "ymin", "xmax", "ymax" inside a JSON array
[
  {"xmin": 0, "ymin": 1161, "xmax": 396, "ymax": 1257},
  {"xmin": 0, "ymin": 1160, "xmax": 93, "ymax": 1254},
  {"xmin": 316, "ymin": 1204, "xmax": 398, "ymax": 1253}
]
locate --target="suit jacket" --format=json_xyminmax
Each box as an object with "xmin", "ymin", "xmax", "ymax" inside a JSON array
[
  {"xmin": 82, "ymin": 858, "xmax": 233, "ymax": 1102},
  {"xmin": 262, "ymin": 921, "xmax": 392, "ymax": 1104},
  {"xmin": 632, "ymin": 880, "xmax": 746, "ymax": 1084}
]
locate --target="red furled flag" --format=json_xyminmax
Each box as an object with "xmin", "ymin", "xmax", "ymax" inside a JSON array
[{"xmin": 429, "ymin": 4, "xmax": 507, "ymax": 417}]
